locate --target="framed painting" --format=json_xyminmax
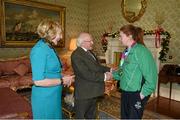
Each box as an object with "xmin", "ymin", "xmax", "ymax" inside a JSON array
[{"xmin": 0, "ymin": 0, "xmax": 65, "ymax": 47}]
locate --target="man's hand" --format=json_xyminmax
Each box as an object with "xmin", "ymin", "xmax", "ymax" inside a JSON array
[{"xmin": 105, "ymin": 72, "xmax": 113, "ymax": 81}]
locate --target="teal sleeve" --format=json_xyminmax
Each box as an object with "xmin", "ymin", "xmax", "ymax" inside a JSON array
[
  {"xmin": 30, "ymin": 47, "xmax": 47, "ymax": 81},
  {"xmin": 138, "ymin": 49, "xmax": 158, "ymax": 96}
]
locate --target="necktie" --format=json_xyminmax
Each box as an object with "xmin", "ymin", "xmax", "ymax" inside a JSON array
[{"xmin": 87, "ymin": 50, "xmax": 96, "ymax": 61}]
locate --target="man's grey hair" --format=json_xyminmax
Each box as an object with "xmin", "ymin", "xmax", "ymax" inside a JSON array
[{"xmin": 76, "ymin": 32, "xmax": 91, "ymax": 47}]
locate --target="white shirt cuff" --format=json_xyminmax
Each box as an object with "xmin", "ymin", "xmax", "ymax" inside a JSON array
[{"xmin": 104, "ymin": 73, "xmax": 107, "ymax": 81}]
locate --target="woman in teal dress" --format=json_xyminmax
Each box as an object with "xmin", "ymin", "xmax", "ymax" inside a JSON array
[{"xmin": 30, "ymin": 20, "xmax": 74, "ymax": 119}]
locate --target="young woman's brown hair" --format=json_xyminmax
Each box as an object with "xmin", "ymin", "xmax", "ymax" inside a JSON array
[
  {"xmin": 135, "ymin": 27, "xmax": 145, "ymax": 46},
  {"xmin": 120, "ymin": 24, "xmax": 145, "ymax": 46}
]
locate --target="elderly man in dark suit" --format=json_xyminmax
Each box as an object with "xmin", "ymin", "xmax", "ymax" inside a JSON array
[{"xmin": 71, "ymin": 32, "xmax": 112, "ymax": 119}]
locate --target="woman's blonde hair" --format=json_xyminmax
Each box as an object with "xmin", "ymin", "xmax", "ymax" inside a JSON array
[{"xmin": 37, "ymin": 19, "xmax": 62, "ymax": 42}]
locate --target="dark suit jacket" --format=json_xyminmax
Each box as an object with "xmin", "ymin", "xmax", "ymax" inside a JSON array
[{"xmin": 71, "ymin": 47, "xmax": 110, "ymax": 100}]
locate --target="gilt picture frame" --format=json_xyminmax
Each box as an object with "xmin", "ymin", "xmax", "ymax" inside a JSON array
[{"xmin": 0, "ymin": 0, "xmax": 65, "ymax": 47}]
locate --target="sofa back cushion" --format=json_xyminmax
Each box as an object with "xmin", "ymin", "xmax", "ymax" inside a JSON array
[
  {"xmin": 0, "ymin": 56, "xmax": 31, "ymax": 76},
  {"xmin": 0, "ymin": 61, "xmax": 19, "ymax": 75},
  {"xmin": 14, "ymin": 63, "xmax": 29, "ymax": 76},
  {"xmin": 21, "ymin": 58, "xmax": 31, "ymax": 73}
]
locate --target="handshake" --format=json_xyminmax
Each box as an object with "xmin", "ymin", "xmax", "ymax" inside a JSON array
[
  {"xmin": 105, "ymin": 72, "xmax": 113, "ymax": 81},
  {"xmin": 105, "ymin": 66, "xmax": 118, "ymax": 81},
  {"xmin": 104, "ymin": 71, "xmax": 114, "ymax": 96},
  {"xmin": 104, "ymin": 66, "xmax": 118, "ymax": 95},
  {"xmin": 104, "ymin": 71, "xmax": 117, "ymax": 95}
]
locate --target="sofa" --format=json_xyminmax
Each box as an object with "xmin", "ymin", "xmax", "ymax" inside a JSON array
[
  {"xmin": 0, "ymin": 56, "xmax": 33, "ymax": 91},
  {"xmin": 0, "ymin": 54, "xmax": 74, "ymax": 91}
]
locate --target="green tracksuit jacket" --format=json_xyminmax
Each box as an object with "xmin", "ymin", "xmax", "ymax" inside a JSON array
[{"xmin": 113, "ymin": 43, "xmax": 158, "ymax": 96}]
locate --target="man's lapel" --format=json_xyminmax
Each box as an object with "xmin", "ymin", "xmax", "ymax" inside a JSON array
[
  {"xmin": 87, "ymin": 50, "xmax": 97, "ymax": 61},
  {"xmin": 78, "ymin": 47, "xmax": 98, "ymax": 63}
]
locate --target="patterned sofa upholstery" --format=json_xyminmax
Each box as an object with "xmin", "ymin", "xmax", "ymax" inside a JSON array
[{"xmin": 0, "ymin": 56, "xmax": 33, "ymax": 91}]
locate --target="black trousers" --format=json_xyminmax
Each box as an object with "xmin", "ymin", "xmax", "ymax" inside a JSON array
[
  {"xmin": 75, "ymin": 98, "xmax": 97, "ymax": 119},
  {"xmin": 121, "ymin": 91, "xmax": 150, "ymax": 119}
]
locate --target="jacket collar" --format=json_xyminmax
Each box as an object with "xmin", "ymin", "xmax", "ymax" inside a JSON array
[{"xmin": 77, "ymin": 47, "xmax": 98, "ymax": 63}]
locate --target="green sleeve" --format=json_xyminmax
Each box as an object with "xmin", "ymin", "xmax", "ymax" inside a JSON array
[
  {"xmin": 138, "ymin": 48, "xmax": 158, "ymax": 96},
  {"xmin": 112, "ymin": 65, "xmax": 122, "ymax": 81}
]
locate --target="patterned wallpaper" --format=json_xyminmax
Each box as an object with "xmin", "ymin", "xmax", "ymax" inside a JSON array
[
  {"xmin": 89, "ymin": 0, "xmax": 180, "ymax": 64},
  {"xmin": 0, "ymin": 0, "xmax": 179, "ymax": 64},
  {"xmin": 0, "ymin": 0, "xmax": 89, "ymax": 58},
  {"xmin": 88, "ymin": 0, "xmax": 180, "ymax": 99}
]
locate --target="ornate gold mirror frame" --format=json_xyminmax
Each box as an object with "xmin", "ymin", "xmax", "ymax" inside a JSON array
[{"xmin": 121, "ymin": 0, "xmax": 147, "ymax": 23}]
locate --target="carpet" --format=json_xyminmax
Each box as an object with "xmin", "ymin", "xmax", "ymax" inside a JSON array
[
  {"xmin": 18, "ymin": 89, "xmax": 172, "ymax": 119},
  {"xmin": 98, "ymin": 92, "xmax": 172, "ymax": 119}
]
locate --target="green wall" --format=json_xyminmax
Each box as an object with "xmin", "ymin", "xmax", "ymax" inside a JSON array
[{"xmin": 89, "ymin": 0, "xmax": 180, "ymax": 63}]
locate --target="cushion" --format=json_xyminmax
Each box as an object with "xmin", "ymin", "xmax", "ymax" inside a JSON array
[
  {"xmin": 0, "ymin": 56, "xmax": 31, "ymax": 75},
  {"xmin": 0, "ymin": 60, "xmax": 20, "ymax": 75},
  {"xmin": 14, "ymin": 63, "xmax": 29, "ymax": 76},
  {"xmin": 21, "ymin": 58, "xmax": 31, "ymax": 73}
]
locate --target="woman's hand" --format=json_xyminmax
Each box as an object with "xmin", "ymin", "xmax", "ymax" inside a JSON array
[
  {"xmin": 106, "ymin": 64, "xmax": 118, "ymax": 73},
  {"xmin": 62, "ymin": 75, "xmax": 75, "ymax": 87},
  {"xmin": 33, "ymin": 78, "xmax": 61, "ymax": 87},
  {"xmin": 140, "ymin": 93, "xmax": 145, "ymax": 100}
]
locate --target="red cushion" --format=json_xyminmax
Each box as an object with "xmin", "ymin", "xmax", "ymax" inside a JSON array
[
  {"xmin": 0, "ymin": 56, "xmax": 31, "ymax": 75},
  {"xmin": 0, "ymin": 61, "xmax": 19, "ymax": 75},
  {"xmin": 14, "ymin": 64, "xmax": 29, "ymax": 76}
]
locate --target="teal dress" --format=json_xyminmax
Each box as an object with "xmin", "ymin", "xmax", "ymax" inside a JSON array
[{"xmin": 30, "ymin": 39, "xmax": 62, "ymax": 119}]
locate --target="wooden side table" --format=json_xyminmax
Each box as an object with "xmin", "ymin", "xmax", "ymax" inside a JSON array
[{"xmin": 158, "ymin": 65, "xmax": 180, "ymax": 99}]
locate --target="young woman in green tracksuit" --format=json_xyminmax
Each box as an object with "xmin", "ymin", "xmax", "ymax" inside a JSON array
[{"xmin": 113, "ymin": 25, "xmax": 158, "ymax": 119}]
